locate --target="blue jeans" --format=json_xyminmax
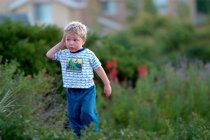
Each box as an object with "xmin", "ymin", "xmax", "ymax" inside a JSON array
[{"xmin": 66, "ymin": 85, "xmax": 99, "ymax": 136}]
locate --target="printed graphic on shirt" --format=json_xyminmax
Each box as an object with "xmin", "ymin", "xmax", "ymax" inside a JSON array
[{"xmin": 66, "ymin": 58, "xmax": 83, "ymax": 72}]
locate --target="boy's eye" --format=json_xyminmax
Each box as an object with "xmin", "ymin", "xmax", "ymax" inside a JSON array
[{"xmin": 66, "ymin": 38, "xmax": 78, "ymax": 41}]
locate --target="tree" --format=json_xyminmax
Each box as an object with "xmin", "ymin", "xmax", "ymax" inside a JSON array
[{"xmin": 196, "ymin": 0, "xmax": 210, "ymax": 14}]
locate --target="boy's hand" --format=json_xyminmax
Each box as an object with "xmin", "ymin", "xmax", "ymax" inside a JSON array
[
  {"xmin": 61, "ymin": 34, "xmax": 66, "ymax": 46},
  {"xmin": 46, "ymin": 34, "xmax": 66, "ymax": 59},
  {"xmin": 104, "ymin": 84, "xmax": 112, "ymax": 97},
  {"xmin": 94, "ymin": 66, "xmax": 112, "ymax": 97}
]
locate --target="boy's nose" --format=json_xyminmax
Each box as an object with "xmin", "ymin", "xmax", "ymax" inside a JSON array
[{"xmin": 69, "ymin": 41, "xmax": 74, "ymax": 44}]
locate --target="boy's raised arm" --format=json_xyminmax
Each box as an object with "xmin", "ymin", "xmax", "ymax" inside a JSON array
[{"xmin": 46, "ymin": 37, "xmax": 65, "ymax": 59}]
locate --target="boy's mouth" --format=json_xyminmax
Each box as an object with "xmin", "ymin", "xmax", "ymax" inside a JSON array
[
  {"xmin": 69, "ymin": 46, "xmax": 76, "ymax": 50},
  {"xmin": 68, "ymin": 46, "xmax": 74, "ymax": 49}
]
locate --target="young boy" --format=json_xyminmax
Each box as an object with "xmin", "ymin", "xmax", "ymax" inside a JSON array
[{"xmin": 46, "ymin": 21, "xmax": 111, "ymax": 136}]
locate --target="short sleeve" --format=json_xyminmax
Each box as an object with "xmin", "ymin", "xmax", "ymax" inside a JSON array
[
  {"xmin": 89, "ymin": 51, "xmax": 101, "ymax": 70},
  {"xmin": 54, "ymin": 50, "xmax": 62, "ymax": 61}
]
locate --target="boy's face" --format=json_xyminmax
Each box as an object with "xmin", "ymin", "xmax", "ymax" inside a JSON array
[{"xmin": 65, "ymin": 33, "xmax": 86, "ymax": 52}]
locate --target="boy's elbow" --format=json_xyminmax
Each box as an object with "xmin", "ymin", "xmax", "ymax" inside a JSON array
[
  {"xmin": 46, "ymin": 52, "xmax": 54, "ymax": 59},
  {"xmin": 46, "ymin": 52, "xmax": 50, "ymax": 58}
]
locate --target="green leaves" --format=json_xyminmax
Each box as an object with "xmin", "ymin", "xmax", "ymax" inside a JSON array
[
  {"xmin": 0, "ymin": 90, "xmax": 15, "ymax": 114},
  {"xmin": 0, "ymin": 20, "xmax": 62, "ymax": 75}
]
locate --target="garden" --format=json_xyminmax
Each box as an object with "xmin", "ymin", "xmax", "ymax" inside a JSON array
[{"xmin": 1, "ymin": 13, "xmax": 210, "ymax": 139}]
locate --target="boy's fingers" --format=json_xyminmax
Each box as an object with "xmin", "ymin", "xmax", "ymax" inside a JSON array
[
  {"xmin": 105, "ymin": 91, "xmax": 111, "ymax": 97},
  {"xmin": 107, "ymin": 93, "xmax": 111, "ymax": 97}
]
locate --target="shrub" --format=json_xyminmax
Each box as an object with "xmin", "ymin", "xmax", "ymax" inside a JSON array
[
  {"xmin": 106, "ymin": 61, "xmax": 210, "ymax": 139},
  {"xmin": 0, "ymin": 58, "xmax": 72, "ymax": 139},
  {"xmin": 0, "ymin": 20, "xmax": 62, "ymax": 75}
]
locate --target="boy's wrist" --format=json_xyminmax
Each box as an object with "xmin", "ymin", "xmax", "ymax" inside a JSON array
[
  {"xmin": 104, "ymin": 82, "xmax": 110, "ymax": 86},
  {"xmin": 58, "ymin": 42, "xmax": 65, "ymax": 49}
]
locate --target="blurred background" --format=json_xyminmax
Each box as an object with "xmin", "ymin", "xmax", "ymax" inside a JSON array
[
  {"xmin": 0, "ymin": 0, "xmax": 209, "ymax": 32},
  {"xmin": 1, "ymin": 0, "xmax": 210, "ymax": 139}
]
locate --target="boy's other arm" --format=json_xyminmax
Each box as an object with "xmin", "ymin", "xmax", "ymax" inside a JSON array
[
  {"xmin": 95, "ymin": 66, "xmax": 112, "ymax": 97},
  {"xmin": 46, "ymin": 37, "xmax": 65, "ymax": 59}
]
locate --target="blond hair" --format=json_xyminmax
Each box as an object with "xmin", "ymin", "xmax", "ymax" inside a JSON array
[{"xmin": 64, "ymin": 21, "xmax": 87, "ymax": 39}]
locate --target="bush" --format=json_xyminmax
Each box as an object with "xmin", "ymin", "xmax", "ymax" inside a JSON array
[
  {"xmin": 88, "ymin": 14, "xmax": 210, "ymax": 83},
  {"xmin": 0, "ymin": 58, "xmax": 72, "ymax": 139},
  {"xmin": 0, "ymin": 20, "xmax": 62, "ymax": 75},
  {"xmin": 106, "ymin": 61, "xmax": 210, "ymax": 138}
]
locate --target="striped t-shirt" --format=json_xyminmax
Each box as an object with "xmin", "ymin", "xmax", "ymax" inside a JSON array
[{"xmin": 54, "ymin": 48, "xmax": 101, "ymax": 88}]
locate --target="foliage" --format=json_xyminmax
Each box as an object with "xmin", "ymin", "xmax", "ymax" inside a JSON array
[
  {"xmin": 1, "ymin": 15, "xmax": 210, "ymax": 139},
  {"xmin": 0, "ymin": 59, "xmax": 72, "ymax": 139},
  {"xmin": 1, "ymin": 52, "xmax": 210, "ymax": 139},
  {"xmin": 87, "ymin": 13, "xmax": 210, "ymax": 83},
  {"xmin": 184, "ymin": 23, "xmax": 210, "ymax": 62},
  {"xmin": 0, "ymin": 114, "xmax": 76, "ymax": 140},
  {"xmin": 196, "ymin": 0, "xmax": 210, "ymax": 14},
  {"xmin": 107, "ymin": 61, "xmax": 210, "ymax": 133},
  {"xmin": 87, "ymin": 14, "xmax": 191, "ymax": 81},
  {"xmin": 165, "ymin": 113, "xmax": 210, "ymax": 140},
  {"xmin": 0, "ymin": 19, "xmax": 62, "ymax": 75},
  {"xmin": 1, "ymin": 17, "xmax": 210, "ymax": 84}
]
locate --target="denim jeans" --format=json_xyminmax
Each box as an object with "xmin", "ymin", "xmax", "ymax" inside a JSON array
[{"xmin": 66, "ymin": 85, "xmax": 99, "ymax": 136}]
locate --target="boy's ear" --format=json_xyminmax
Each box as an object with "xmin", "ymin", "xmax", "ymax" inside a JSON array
[{"xmin": 82, "ymin": 38, "xmax": 86, "ymax": 45}]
